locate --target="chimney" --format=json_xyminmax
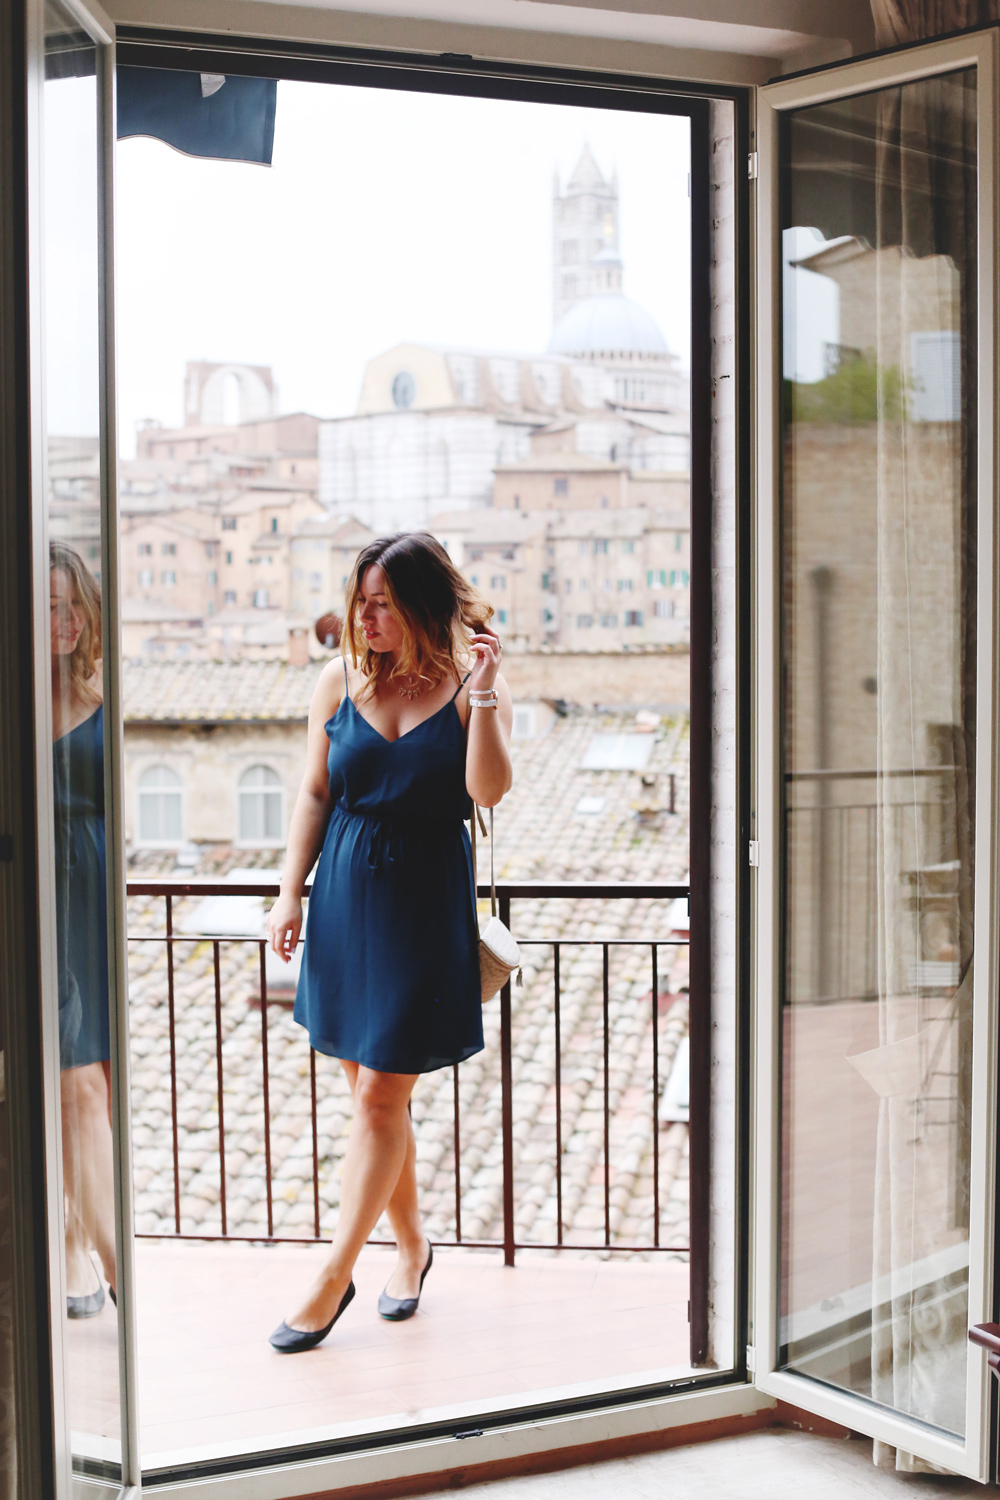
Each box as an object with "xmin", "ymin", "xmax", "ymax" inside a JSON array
[{"xmin": 288, "ymin": 626, "xmax": 309, "ymax": 667}]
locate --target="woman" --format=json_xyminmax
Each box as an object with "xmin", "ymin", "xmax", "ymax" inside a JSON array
[
  {"xmin": 50, "ymin": 541, "xmax": 117, "ymax": 1317},
  {"xmin": 266, "ymin": 532, "xmax": 512, "ymax": 1352}
]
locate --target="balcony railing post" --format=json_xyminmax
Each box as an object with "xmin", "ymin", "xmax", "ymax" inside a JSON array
[
  {"xmin": 603, "ymin": 942, "xmax": 611, "ymax": 1248},
  {"xmin": 259, "ymin": 941, "xmax": 273, "ymax": 1238},
  {"xmin": 499, "ymin": 893, "xmax": 515, "ymax": 1268},
  {"xmin": 165, "ymin": 892, "xmax": 181, "ymax": 1234},
  {"xmin": 212, "ymin": 940, "xmax": 227, "ymax": 1237}
]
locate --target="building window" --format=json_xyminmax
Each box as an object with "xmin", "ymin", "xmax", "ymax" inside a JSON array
[
  {"xmin": 564, "ymin": 579, "xmax": 572, "ymax": 594},
  {"xmin": 468, "ymin": 547, "xmax": 483, "ymax": 561},
  {"xmin": 138, "ymin": 542, "xmax": 152, "ymax": 556},
  {"xmin": 675, "ymin": 532, "xmax": 683, "ymax": 551},
  {"xmin": 648, "ymin": 569, "xmax": 667, "ymax": 588},
  {"xmin": 308, "ymin": 571, "xmax": 323, "ymax": 589},
  {"xmin": 138, "ymin": 765, "xmax": 182, "ymax": 844},
  {"xmin": 161, "ymin": 570, "xmax": 176, "ymax": 587},
  {"xmin": 621, "ymin": 540, "xmax": 635, "ymax": 554},
  {"xmin": 498, "ymin": 609, "xmax": 508, "ymax": 624},
  {"xmin": 224, "ymin": 590, "xmax": 236, "ymax": 605},
  {"xmin": 593, "ymin": 540, "xmax": 608, "ymax": 555},
  {"xmin": 207, "ymin": 570, "xmax": 217, "ymax": 585},
  {"xmin": 138, "ymin": 569, "xmax": 153, "ymax": 588},
  {"xmin": 253, "ymin": 589, "xmax": 269, "ymax": 608},
  {"xmin": 617, "ymin": 578, "xmax": 633, "ymax": 592},
  {"xmin": 270, "ymin": 517, "xmax": 278, "ymax": 533},
  {"xmin": 391, "ymin": 370, "xmax": 416, "ymax": 409},
  {"xmin": 600, "ymin": 613, "xmax": 618, "ymax": 627},
  {"xmin": 225, "ymin": 551, "xmax": 233, "ymax": 565},
  {"xmin": 239, "ymin": 764, "xmax": 283, "ymax": 843},
  {"xmin": 553, "ymin": 478, "xmax": 569, "ymax": 497},
  {"xmin": 654, "ymin": 599, "xmax": 675, "ymax": 619},
  {"xmin": 161, "ymin": 542, "xmax": 176, "ymax": 556},
  {"xmin": 624, "ymin": 609, "xmax": 643, "ymax": 627},
  {"xmin": 490, "ymin": 575, "xmax": 507, "ymax": 590},
  {"xmin": 579, "ymin": 579, "xmax": 589, "ymax": 592},
  {"xmin": 205, "ymin": 542, "xmax": 216, "ymax": 559},
  {"xmin": 576, "ymin": 613, "xmax": 594, "ymax": 628},
  {"xmin": 577, "ymin": 541, "xmax": 587, "ymax": 556},
  {"xmin": 222, "ymin": 517, "xmax": 237, "ymax": 531}
]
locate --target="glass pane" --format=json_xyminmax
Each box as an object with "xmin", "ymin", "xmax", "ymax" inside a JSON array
[
  {"xmin": 43, "ymin": 2, "xmax": 123, "ymax": 1478},
  {"xmin": 779, "ymin": 69, "xmax": 977, "ymax": 1441},
  {"xmin": 115, "ymin": 73, "xmax": 707, "ymax": 1466}
]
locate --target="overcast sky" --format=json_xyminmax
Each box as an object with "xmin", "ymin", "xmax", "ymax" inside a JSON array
[{"xmin": 110, "ymin": 81, "xmax": 692, "ymax": 454}]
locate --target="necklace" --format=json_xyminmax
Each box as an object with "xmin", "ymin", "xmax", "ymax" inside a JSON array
[{"xmin": 397, "ymin": 677, "xmax": 423, "ymax": 701}]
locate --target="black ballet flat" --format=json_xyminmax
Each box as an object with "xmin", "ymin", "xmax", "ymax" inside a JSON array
[
  {"xmin": 108, "ymin": 1285, "xmax": 116, "ymax": 1307},
  {"xmin": 269, "ymin": 1280, "xmax": 355, "ymax": 1353},
  {"xmin": 67, "ymin": 1284, "xmax": 105, "ymax": 1319},
  {"xmin": 378, "ymin": 1243, "xmax": 433, "ymax": 1322}
]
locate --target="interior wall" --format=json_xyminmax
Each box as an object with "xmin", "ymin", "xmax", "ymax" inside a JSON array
[{"xmin": 105, "ymin": 0, "xmax": 877, "ymax": 88}]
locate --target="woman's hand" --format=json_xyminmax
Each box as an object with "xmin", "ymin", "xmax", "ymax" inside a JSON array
[
  {"xmin": 268, "ymin": 892, "xmax": 303, "ymax": 963},
  {"xmin": 468, "ymin": 623, "xmax": 503, "ymax": 693}
]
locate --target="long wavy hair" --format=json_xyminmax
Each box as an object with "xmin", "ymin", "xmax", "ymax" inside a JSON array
[
  {"xmin": 345, "ymin": 532, "xmax": 492, "ymax": 702},
  {"xmin": 49, "ymin": 540, "xmax": 102, "ymax": 701}
]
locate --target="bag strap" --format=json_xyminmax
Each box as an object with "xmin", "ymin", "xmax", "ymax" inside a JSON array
[{"xmin": 469, "ymin": 802, "xmax": 495, "ymax": 917}]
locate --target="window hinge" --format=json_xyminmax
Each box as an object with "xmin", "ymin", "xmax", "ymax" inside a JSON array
[
  {"xmin": 746, "ymin": 1343, "xmax": 756, "ymax": 1373},
  {"xmin": 748, "ymin": 840, "xmax": 760, "ymax": 867},
  {"xmin": 747, "ymin": 150, "xmax": 759, "ymax": 180}
]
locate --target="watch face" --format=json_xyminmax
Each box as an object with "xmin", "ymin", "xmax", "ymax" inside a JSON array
[{"xmin": 391, "ymin": 370, "xmax": 416, "ymax": 409}]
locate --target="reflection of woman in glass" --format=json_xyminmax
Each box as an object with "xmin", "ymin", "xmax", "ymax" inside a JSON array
[{"xmin": 50, "ymin": 541, "xmax": 116, "ymax": 1317}]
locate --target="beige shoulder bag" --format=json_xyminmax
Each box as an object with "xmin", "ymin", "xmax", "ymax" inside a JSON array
[{"xmin": 470, "ymin": 804, "xmax": 521, "ymax": 1002}]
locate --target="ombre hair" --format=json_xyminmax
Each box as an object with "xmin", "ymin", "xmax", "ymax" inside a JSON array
[
  {"xmin": 345, "ymin": 532, "xmax": 493, "ymax": 701},
  {"xmin": 49, "ymin": 540, "xmax": 102, "ymax": 699}
]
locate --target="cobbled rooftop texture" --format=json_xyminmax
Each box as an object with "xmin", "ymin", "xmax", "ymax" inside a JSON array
[{"xmin": 126, "ymin": 708, "xmax": 691, "ymax": 1259}]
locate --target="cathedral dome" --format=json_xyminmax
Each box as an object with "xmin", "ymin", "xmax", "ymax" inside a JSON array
[{"xmin": 547, "ymin": 293, "xmax": 668, "ymax": 358}]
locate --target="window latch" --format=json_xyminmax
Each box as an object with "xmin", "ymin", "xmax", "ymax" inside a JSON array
[
  {"xmin": 747, "ymin": 151, "xmax": 759, "ymax": 180},
  {"xmin": 748, "ymin": 840, "xmax": 760, "ymax": 867}
]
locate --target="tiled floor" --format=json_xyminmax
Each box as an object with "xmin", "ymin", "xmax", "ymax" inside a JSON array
[
  {"xmin": 66, "ymin": 1240, "xmax": 692, "ymax": 1468},
  {"xmin": 417, "ymin": 1429, "xmax": 988, "ymax": 1499}
]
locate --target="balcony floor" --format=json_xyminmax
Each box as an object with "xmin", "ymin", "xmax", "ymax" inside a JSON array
[{"xmin": 67, "ymin": 1240, "xmax": 692, "ymax": 1468}]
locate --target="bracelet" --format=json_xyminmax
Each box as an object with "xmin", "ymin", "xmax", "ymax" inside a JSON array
[
  {"xmin": 471, "ymin": 699, "xmax": 498, "ymax": 709},
  {"xmin": 469, "ymin": 687, "xmax": 498, "ymax": 702}
]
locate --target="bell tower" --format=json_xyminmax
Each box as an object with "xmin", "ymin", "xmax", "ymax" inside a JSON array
[{"xmin": 552, "ymin": 144, "xmax": 620, "ymax": 326}]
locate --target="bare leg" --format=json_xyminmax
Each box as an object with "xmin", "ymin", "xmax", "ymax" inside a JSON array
[
  {"xmin": 341, "ymin": 1060, "xmax": 428, "ymax": 1300},
  {"xmin": 285, "ymin": 1065, "xmax": 418, "ymax": 1332},
  {"xmin": 64, "ymin": 1202, "xmax": 100, "ymax": 1298},
  {"xmin": 60, "ymin": 1063, "xmax": 116, "ymax": 1295}
]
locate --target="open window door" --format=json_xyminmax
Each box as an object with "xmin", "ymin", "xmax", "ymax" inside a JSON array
[{"xmin": 753, "ymin": 30, "xmax": 999, "ymax": 1479}]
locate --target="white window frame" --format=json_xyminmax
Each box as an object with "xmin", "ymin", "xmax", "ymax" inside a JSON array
[
  {"xmin": 136, "ymin": 763, "xmax": 184, "ymax": 846},
  {"xmin": 753, "ymin": 30, "xmax": 999, "ymax": 1480},
  {"xmin": 237, "ymin": 764, "xmax": 284, "ymax": 847}
]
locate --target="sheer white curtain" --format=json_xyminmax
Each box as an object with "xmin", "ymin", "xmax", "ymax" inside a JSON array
[
  {"xmin": 871, "ymin": 0, "xmax": 1000, "ymax": 48},
  {"xmin": 854, "ymin": 70, "xmax": 977, "ymax": 1470}
]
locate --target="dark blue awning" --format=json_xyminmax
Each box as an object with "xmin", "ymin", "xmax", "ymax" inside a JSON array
[{"xmin": 117, "ymin": 65, "xmax": 277, "ymax": 166}]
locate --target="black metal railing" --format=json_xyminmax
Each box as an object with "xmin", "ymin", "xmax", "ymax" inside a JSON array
[{"xmin": 126, "ymin": 877, "xmax": 692, "ymax": 1266}]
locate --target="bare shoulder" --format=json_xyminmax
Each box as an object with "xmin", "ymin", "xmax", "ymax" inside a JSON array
[{"xmin": 310, "ymin": 656, "xmax": 350, "ymax": 722}]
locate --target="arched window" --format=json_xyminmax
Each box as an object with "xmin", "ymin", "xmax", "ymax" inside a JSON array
[
  {"xmin": 138, "ymin": 765, "xmax": 182, "ymax": 844},
  {"xmin": 222, "ymin": 371, "xmax": 241, "ymax": 426},
  {"xmin": 238, "ymin": 765, "xmax": 283, "ymax": 844}
]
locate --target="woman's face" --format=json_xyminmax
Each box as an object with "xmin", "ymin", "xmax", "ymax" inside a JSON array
[
  {"xmin": 50, "ymin": 567, "xmax": 85, "ymax": 659},
  {"xmin": 358, "ymin": 565, "xmax": 404, "ymax": 655}
]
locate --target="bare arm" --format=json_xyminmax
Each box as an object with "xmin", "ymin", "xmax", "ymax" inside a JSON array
[
  {"xmin": 464, "ymin": 628, "xmax": 513, "ymax": 808},
  {"xmin": 267, "ymin": 660, "xmax": 344, "ymax": 961}
]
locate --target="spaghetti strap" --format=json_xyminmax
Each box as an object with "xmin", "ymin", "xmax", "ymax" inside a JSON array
[
  {"xmin": 342, "ymin": 655, "xmax": 350, "ymax": 697},
  {"xmin": 451, "ymin": 671, "xmax": 472, "ymax": 702}
]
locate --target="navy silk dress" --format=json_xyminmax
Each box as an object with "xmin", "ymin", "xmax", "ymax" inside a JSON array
[
  {"xmin": 294, "ymin": 662, "xmax": 484, "ymax": 1075},
  {"xmin": 53, "ymin": 705, "xmax": 110, "ymax": 1071}
]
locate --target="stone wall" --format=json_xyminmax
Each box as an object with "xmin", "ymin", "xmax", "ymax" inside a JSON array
[{"xmin": 502, "ymin": 649, "xmax": 690, "ymax": 708}]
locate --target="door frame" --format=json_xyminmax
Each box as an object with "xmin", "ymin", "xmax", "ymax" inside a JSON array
[{"xmin": 751, "ymin": 27, "xmax": 1000, "ymax": 1480}]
